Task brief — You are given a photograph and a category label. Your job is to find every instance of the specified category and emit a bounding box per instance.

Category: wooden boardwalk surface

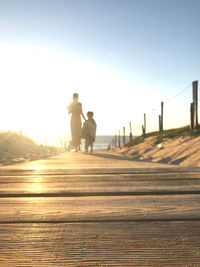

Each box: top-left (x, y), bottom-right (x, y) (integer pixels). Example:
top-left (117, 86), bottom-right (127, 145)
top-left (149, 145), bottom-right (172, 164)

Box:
top-left (0, 151), bottom-right (200, 266)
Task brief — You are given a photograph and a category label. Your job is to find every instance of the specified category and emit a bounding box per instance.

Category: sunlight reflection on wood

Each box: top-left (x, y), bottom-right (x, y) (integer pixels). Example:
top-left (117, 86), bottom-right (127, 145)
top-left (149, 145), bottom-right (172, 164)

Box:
top-left (29, 178), bottom-right (44, 193)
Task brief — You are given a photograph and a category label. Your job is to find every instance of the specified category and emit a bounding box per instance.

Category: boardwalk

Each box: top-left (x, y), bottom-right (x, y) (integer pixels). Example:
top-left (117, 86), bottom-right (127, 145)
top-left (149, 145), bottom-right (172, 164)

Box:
top-left (0, 151), bottom-right (200, 266)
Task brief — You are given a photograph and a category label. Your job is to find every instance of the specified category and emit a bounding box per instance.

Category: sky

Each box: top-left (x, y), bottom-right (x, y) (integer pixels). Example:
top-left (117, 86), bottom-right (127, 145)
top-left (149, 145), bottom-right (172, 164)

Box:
top-left (0, 0), bottom-right (200, 143)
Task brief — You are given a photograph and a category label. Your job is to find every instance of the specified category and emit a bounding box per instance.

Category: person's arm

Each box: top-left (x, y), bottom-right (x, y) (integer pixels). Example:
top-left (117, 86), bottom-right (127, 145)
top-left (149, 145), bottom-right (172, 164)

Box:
top-left (80, 104), bottom-right (86, 120)
top-left (94, 121), bottom-right (97, 134)
top-left (67, 104), bottom-right (71, 115)
top-left (81, 112), bottom-right (86, 121)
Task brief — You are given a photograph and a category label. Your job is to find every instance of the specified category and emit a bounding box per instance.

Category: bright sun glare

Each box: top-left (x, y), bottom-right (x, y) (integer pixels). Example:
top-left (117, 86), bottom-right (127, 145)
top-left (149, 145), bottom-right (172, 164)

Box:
top-left (0, 44), bottom-right (135, 141)
top-left (0, 43), bottom-right (168, 143)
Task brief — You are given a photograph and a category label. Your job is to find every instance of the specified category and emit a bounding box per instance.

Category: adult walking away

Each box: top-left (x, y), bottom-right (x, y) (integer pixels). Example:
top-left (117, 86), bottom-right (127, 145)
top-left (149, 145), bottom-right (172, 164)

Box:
top-left (67, 93), bottom-right (86, 151)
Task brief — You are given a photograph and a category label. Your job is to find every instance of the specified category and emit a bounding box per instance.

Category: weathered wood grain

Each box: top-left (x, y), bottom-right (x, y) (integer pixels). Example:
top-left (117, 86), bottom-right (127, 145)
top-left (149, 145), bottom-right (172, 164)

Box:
top-left (0, 194), bottom-right (200, 223)
top-left (0, 222), bottom-right (200, 266)
top-left (0, 152), bottom-right (200, 266)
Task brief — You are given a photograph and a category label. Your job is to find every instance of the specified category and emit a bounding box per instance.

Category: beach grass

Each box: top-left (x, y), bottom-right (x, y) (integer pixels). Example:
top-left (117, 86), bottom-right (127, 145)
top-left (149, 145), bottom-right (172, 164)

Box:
top-left (0, 131), bottom-right (64, 165)
top-left (127, 125), bottom-right (200, 147)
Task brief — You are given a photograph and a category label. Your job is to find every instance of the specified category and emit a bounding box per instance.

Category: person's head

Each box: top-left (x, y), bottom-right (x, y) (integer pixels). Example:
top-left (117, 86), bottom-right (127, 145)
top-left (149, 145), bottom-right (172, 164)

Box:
top-left (73, 93), bottom-right (79, 100)
top-left (87, 111), bottom-right (94, 119)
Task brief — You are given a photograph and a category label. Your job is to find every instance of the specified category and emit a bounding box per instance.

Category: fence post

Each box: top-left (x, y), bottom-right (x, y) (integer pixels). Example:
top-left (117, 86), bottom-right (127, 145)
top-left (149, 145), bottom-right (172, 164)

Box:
top-left (123, 127), bottom-right (125, 146)
top-left (190, 103), bottom-right (194, 130)
top-left (159, 115), bottom-right (161, 134)
top-left (115, 135), bottom-right (117, 148)
top-left (142, 125), bottom-right (145, 137)
top-left (143, 113), bottom-right (146, 136)
top-left (160, 101), bottom-right (164, 134)
top-left (193, 81), bottom-right (198, 129)
top-left (129, 121), bottom-right (133, 142)
top-left (112, 138), bottom-right (115, 149)
top-left (118, 130), bottom-right (121, 148)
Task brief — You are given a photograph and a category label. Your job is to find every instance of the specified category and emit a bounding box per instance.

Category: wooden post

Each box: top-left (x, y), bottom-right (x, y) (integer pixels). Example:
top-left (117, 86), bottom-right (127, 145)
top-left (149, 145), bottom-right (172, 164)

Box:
top-left (190, 103), bottom-right (194, 130)
top-left (143, 113), bottom-right (146, 135)
top-left (142, 125), bottom-right (145, 138)
top-left (160, 102), bottom-right (164, 134)
top-left (118, 130), bottom-right (121, 148)
top-left (123, 127), bottom-right (125, 146)
top-left (159, 115), bottom-right (161, 134)
top-left (193, 81), bottom-right (198, 129)
top-left (112, 139), bottom-right (115, 149)
top-left (129, 121), bottom-right (132, 142)
top-left (115, 135), bottom-right (117, 148)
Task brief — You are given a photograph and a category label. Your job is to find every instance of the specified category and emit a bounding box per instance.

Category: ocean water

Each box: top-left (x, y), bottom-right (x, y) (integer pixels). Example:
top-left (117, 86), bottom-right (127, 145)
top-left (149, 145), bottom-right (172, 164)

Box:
top-left (66, 136), bottom-right (133, 151)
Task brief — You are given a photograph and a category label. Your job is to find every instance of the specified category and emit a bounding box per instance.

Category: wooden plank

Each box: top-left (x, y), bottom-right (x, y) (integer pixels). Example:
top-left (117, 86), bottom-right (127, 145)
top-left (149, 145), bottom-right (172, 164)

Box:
top-left (1, 171), bottom-right (200, 181)
top-left (0, 221), bottom-right (200, 266)
top-left (0, 179), bottom-right (200, 196)
top-left (0, 194), bottom-right (200, 223)
top-left (0, 152), bottom-right (200, 265)
top-left (1, 166), bottom-right (200, 176)
top-left (0, 150), bottom-right (183, 171)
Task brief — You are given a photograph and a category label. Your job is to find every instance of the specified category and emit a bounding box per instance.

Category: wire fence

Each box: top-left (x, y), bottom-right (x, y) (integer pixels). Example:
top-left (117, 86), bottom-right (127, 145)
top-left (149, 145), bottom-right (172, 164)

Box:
top-left (26, 78), bottom-right (199, 150)
top-left (108, 79), bottom-right (200, 149)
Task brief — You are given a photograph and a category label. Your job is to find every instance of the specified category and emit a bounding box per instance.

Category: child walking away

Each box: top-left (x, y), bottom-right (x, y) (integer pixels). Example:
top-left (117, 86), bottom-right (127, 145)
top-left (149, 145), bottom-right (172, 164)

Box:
top-left (82, 111), bottom-right (97, 153)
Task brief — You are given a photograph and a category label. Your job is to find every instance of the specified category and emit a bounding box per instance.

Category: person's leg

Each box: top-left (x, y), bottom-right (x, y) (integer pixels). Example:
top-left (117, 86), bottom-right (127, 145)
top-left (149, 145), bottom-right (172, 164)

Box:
top-left (90, 143), bottom-right (93, 153)
top-left (85, 139), bottom-right (89, 152)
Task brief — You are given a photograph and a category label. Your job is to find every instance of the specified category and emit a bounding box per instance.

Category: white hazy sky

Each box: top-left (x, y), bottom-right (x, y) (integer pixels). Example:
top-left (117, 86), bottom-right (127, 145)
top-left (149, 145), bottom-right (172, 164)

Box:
top-left (0, 0), bottom-right (200, 142)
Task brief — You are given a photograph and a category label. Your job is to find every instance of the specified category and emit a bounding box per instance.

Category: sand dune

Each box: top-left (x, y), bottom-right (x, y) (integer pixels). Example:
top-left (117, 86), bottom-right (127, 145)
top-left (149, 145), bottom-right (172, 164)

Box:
top-left (116, 135), bottom-right (200, 167)
top-left (0, 131), bottom-right (65, 166)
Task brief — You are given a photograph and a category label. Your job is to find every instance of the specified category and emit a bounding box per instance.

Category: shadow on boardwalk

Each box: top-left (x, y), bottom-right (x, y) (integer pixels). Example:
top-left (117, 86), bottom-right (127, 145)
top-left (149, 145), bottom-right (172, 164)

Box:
top-left (91, 151), bottom-right (155, 163)
top-left (91, 151), bottom-right (189, 167)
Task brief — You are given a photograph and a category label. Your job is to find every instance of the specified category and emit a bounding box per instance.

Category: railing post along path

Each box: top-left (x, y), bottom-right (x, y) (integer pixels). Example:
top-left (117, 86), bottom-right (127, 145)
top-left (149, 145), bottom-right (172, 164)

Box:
top-left (123, 127), bottom-right (125, 146)
top-left (142, 113), bottom-right (146, 137)
top-left (190, 103), bottom-right (194, 130)
top-left (192, 81), bottom-right (198, 129)
top-left (160, 101), bottom-right (164, 134)
top-left (158, 102), bottom-right (164, 134)
top-left (112, 139), bottom-right (115, 149)
top-left (129, 121), bottom-right (132, 142)
top-left (115, 135), bottom-right (117, 148)
top-left (159, 115), bottom-right (161, 133)
top-left (118, 130), bottom-right (121, 148)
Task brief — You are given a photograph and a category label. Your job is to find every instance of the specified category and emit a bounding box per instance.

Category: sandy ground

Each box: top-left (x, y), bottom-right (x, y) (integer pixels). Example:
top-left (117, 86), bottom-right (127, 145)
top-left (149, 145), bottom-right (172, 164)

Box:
top-left (115, 135), bottom-right (200, 167)
top-left (0, 131), bottom-right (65, 166)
